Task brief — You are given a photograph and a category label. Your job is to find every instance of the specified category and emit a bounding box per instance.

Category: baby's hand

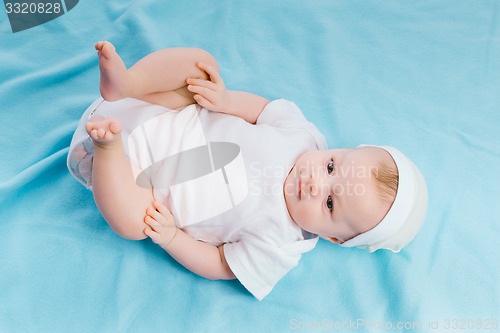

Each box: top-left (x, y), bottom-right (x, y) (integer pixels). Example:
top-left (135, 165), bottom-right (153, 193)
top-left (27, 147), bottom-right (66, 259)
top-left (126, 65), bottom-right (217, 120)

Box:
top-left (186, 62), bottom-right (229, 113)
top-left (143, 200), bottom-right (178, 248)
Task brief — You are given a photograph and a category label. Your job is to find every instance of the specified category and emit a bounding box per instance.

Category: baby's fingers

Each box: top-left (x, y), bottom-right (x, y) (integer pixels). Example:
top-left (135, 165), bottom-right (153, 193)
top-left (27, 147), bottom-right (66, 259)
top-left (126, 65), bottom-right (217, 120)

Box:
top-left (187, 85), bottom-right (215, 102)
top-left (153, 200), bottom-right (174, 222)
top-left (146, 206), bottom-right (161, 219)
top-left (197, 62), bottom-right (222, 84)
top-left (186, 77), bottom-right (216, 90)
top-left (193, 94), bottom-right (216, 111)
top-left (144, 215), bottom-right (161, 230)
top-left (144, 226), bottom-right (161, 243)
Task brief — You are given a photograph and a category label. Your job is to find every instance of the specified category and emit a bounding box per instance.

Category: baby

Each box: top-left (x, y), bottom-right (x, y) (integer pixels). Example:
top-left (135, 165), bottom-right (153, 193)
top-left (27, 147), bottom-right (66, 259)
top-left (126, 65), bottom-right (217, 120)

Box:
top-left (67, 41), bottom-right (428, 300)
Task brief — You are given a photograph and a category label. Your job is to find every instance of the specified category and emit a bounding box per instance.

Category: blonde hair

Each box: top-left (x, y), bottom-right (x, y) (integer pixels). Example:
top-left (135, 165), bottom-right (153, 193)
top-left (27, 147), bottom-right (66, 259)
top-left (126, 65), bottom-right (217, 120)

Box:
top-left (372, 161), bottom-right (399, 206)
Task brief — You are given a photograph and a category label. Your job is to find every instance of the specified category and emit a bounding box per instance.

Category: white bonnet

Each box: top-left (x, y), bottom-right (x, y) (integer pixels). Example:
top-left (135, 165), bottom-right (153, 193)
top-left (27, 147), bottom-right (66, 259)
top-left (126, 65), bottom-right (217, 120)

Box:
top-left (339, 145), bottom-right (428, 253)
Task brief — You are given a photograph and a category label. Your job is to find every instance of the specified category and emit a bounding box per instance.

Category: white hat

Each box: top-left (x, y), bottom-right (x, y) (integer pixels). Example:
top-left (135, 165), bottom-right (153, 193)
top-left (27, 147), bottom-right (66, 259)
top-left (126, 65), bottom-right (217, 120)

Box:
top-left (339, 145), bottom-right (428, 253)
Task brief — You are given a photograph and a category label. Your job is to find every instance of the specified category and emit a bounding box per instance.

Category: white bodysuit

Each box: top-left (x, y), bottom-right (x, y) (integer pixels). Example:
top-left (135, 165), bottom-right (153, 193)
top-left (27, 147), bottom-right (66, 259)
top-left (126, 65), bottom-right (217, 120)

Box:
top-left (67, 98), bottom-right (327, 300)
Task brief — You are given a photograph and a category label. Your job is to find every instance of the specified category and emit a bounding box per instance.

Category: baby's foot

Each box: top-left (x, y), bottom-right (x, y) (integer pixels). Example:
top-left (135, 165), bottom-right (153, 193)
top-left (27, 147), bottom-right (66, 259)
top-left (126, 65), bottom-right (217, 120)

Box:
top-left (95, 41), bottom-right (131, 101)
top-left (85, 115), bottom-right (123, 150)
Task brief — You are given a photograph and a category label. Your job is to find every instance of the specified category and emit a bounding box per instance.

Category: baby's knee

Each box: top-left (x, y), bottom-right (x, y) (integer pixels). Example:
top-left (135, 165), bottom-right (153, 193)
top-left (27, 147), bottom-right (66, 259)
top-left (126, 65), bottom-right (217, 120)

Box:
top-left (194, 48), bottom-right (219, 73)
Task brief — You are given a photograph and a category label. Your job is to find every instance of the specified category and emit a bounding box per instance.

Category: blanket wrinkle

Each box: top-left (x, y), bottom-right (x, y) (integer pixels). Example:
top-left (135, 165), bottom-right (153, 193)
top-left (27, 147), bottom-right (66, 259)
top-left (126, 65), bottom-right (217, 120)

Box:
top-left (0, 148), bottom-right (68, 196)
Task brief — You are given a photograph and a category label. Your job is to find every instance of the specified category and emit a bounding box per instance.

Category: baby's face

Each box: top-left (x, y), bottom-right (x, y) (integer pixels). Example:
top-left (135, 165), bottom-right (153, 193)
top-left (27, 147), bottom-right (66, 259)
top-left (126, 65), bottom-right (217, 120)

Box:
top-left (283, 147), bottom-right (394, 243)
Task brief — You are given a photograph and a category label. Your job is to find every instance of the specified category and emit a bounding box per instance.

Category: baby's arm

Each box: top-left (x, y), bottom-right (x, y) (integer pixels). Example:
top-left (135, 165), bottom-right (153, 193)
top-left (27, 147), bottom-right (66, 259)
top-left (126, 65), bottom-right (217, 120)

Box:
top-left (186, 63), bottom-right (269, 124)
top-left (144, 200), bottom-right (235, 280)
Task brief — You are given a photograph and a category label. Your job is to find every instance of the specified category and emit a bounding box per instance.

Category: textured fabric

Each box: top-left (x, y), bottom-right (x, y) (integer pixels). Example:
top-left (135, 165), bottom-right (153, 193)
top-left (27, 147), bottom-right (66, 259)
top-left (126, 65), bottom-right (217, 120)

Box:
top-left (1, 1), bottom-right (499, 332)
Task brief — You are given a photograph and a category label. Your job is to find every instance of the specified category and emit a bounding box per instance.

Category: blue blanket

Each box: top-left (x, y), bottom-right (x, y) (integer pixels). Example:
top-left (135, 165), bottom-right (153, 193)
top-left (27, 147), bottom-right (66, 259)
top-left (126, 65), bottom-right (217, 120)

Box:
top-left (1, 1), bottom-right (499, 331)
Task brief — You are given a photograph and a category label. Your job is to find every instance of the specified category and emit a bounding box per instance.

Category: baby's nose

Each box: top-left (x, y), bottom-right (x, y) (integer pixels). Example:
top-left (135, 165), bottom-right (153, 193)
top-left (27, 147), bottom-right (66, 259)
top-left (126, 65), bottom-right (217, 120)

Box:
top-left (309, 172), bottom-right (324, 197)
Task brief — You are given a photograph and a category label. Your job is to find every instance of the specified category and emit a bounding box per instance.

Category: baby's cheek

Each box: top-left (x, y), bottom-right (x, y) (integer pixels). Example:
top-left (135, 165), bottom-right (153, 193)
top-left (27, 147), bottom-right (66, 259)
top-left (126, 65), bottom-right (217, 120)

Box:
top-left (293, 204), bottom-right (313, 230)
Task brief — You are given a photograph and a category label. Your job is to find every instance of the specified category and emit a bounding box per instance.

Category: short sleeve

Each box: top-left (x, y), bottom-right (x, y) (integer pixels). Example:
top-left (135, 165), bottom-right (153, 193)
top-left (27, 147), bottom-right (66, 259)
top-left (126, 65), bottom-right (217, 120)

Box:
top-left (224, 234), bottom-right (318, 301)
top-left (257, 99), bottom-right (328, 150)
top-left (223, 237), bottom-right (302, 301)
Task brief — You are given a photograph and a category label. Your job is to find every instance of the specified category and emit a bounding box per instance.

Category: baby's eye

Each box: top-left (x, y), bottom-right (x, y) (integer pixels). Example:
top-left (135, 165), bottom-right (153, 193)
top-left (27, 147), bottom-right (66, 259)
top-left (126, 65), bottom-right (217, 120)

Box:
top-left (327, 159), bottom-right (334, 174)
top-left (326, 195), bottom-right (333, 212)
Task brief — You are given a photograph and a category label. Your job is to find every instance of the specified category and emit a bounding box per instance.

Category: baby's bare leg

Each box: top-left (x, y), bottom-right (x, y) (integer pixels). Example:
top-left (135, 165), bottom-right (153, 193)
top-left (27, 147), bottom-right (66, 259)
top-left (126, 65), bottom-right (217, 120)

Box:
top-left (86, 115), bottom-right (153, 240)
top-left (95, 41), bottom-right (219, 109)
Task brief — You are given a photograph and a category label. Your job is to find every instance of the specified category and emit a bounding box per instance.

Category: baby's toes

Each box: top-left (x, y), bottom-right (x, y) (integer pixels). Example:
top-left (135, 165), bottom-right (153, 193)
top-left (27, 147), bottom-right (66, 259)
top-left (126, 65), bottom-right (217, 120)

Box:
top-left (97, 127), bottom-right (107, 139)
top-left (89, 128), bottom-right (105, 141)
top-left (103, 130), bottom-right (116, 141)
top-left (101, 42), bottom-right (116, 59)
top-left (107, 117), bottom-right (122, 134)
top-left (95, 41), bottom-right (104, 51)
top-left (88, 129), bottom-right (99, 141)
top-left (85, 121), bottom-right (93, 134)
top-left (85, 120), bottom-right (96, 134)
top-left (85, 116), bottom-right (122, 145)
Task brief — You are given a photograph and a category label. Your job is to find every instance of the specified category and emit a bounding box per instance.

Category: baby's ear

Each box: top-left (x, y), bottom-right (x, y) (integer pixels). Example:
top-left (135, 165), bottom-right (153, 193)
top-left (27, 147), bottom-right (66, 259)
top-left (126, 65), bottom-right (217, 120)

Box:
top-left (320, 236), bottom-right (344, 244)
